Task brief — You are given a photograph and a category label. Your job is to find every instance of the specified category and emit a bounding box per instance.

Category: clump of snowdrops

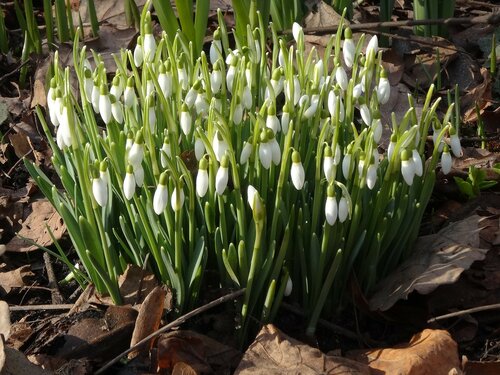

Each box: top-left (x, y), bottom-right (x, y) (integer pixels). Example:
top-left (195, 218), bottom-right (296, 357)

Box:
top-left (26, 9), bottom-right (461, 336)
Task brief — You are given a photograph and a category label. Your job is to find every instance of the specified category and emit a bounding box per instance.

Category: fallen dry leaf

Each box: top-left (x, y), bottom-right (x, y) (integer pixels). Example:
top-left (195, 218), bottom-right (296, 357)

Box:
top-left (0, 265), bottom-right (34, 296)
top-left (463, 68), bottom-right (491, 122)
top-left (0, 300), bottom-right (10, 340)
top-left (0, 339), bottom-right (4, 373)
top-left (370, 214), bottom-right (489, 311)
top-left (382, 49), bottom-right (405, 86)
top-left (304, 1), bottom-right (345, 29)
top-left (128, 286), bottom-right (166, 359)
top-left (463, 359), bottom-right (500, 375)
top-left (234, 324), bottom-right (369, 375)
top-left (5, 199), bottom-right (66, 253)
top-left (156, 330), bottom-right (242, 374)
top-left (348, 329), bottom-right (462, 375)
top-left (73, 0), bottom-right (146, 30)
top-left (1, 344), bottom-right (50, 375)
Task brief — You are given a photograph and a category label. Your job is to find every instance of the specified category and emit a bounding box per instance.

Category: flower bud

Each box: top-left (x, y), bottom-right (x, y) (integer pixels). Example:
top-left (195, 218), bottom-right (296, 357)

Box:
top-left (401, 149), bottom-right (415, 186)
top-left (377, 70), bottom-right (390, 104)
top-left (284, 277), bottom-right (293, 297)
top-left (240, 140), bottom-right (252, 164)
top-left (412, 149), bottom-right (423, 177)
top-left (133, 36), bottom-right (144, 67)
top-left (338, 196), bottom-right (349, 223)
top-left (449, 127), bottom-right (462, 157)
top-left (441, 145), bottom-right (452, 175)
top-left (343, 27), bottom-right (355, 68)
top-left (213, 131), bottom-right (228, 162)
top-left (180, 103), bottom-right (192, 135)
top-left (99, 84), bottom-right (112, 124)
top-left (325, 185), bottom-right (338, 226)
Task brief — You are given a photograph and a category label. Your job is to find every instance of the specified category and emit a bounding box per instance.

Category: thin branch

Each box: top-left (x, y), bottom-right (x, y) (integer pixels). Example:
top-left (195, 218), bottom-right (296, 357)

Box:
top-left (95, 288), bottom-right (245, 375)
top-left (9, 304), bottom-right (74, 311)
top-left (427, 303), bottom-right (500, 323)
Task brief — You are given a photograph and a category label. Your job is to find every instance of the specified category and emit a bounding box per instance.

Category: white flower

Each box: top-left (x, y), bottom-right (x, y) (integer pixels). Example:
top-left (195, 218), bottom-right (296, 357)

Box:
top-left (58, 106), bottom-right (72, 148)
top-left (180, 105), bottom-right (192, 135)
top-left (401, 150), bottom-right (415, 186)
top-left (134, 164), bottom-right (144, 187)
top-left (124, 78), bottom-right (137, 108)
top-left (213, 131), bottom-right (228, 162)
top-left (128, 137), bottom-right (144, 167)
top-left (366, 35), bottom-right (379, 59)
top-left (185, 87), bottom-right (197, 108)
top-left (292, 22), bottom-right (303, 44)
top-left (84, 70), bottom-right (93, 103)
top-left (304, 94), bottom-right (319, 119)
top-left (123, 166), bottom-right (136, 200)
top-left (366, 164), bottom-right (378, 189)
top-left (338, 196), bottom-right (349, 223)
top-left (259, 140), bottom-right (272, 170)
top-left (178, 66), bottom-right (189, 91)
top-left (387, 134), bottom-right (397, 160)
top-left (92, 176), bottom-right (108, 207)
top-left (270, 137), bottom-right (281, 166)
top-left (195, 93), bottom-right (208, 116)
top-left (266, 107), bottom-right (281, 133)
top-left (48, 88), bottom-right (61, 126)
top-left (360, 103), bottom-right (371, 126)
top-left (153, 174), bottom-right (169, 214)
top-left (333, 144), bottom-right (341, 165)
top-left (342, 153), bottom-right (351, 179)
top-left (233, 103), bottom-right (243, 125)
top-left (99, 88), bottom-right (112, 124)
top-left (210, 30), bottom-right (222, 64)
top-left (327, 90), bottom-right (345, 121)
top-left (284, 77), bottom-right (300, 106)
top-left (210, 68), bottom-right (222, 93)
top-left (343, 28), bottom-right (355, 68)
top-left (125, 133), bottom-right (134, 152)
top-left (245, 66), bottom-right (252, 89)
top-left (377, 75), bottom-right (390, 104)
top-left (449, 130), bottom-right (462, 157)
top-left (412, 149), bottom-right (423, 177)
top-left (143, 33), bottom-right (156, 63)
top-left (110, 75), bottom-right (123, 101)
top-left (171, 186), bottom-right (185, 211)
top-left (242, 86), bottom-right (252, 110)
top-left (247, 184), bottom-right (257, 208)
top-left (91, 83), bottom-right (100, 113)
top-left (284, 277), bottom-right (292, 297)
top-left (133, 36), bottom-right (143, 67)
top-left (146, 79), bottom-right (154, 98)
top-left (215, 155), bottom-right (229, 195)
top-left (290, 151), bottom-right (305, 190)
top-left (195, 137), bottom-right (205, 161)
top-left (325, 195), bottom-right (338, 226)
top-left (353, 83), bottom-right (364, 99)
top-left (323, 146), bottom-right (334, 183)
top-left (335, 65), bottom-right (348, 91)
top-left (160, 138), bottom-right (171, 168)
top-left (111, 98), bottom-right (124, 124)
top-left (281, 108), bottom-right (290, 134)
top-left (158, 71), bottom-right (172, 98)
top-left (240, 141), bottom-right (252, 164)
top-left (196, 165), bottom-right (209, 198)
top-left (372, 118), bottom-right (382, 144)
top-left (441, 146), bottom-right (452, 175)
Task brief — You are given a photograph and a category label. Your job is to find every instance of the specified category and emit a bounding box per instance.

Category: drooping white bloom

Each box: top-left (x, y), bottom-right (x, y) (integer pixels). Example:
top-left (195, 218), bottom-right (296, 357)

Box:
top-left (401, 149), bottom-right (416, 186)
top-left (212, 131), bottom-right (228, 162)
top-left (360, 102), bottom-right (371, 126)
top-left (226, 55), bottom-right (237, 93)
top-left (215, 155), bottom-right (229, 195)
top-left (91, 82), bottom-right (100, 113)
top-left (133, 36), bottom-right (143, 67)
top-left (270, 137), bottom-right (281, 166)
top-left (327, 89), bottom-right (345, 121)
top-left (233, 103), bottom-right (243, 125)
top-left (92, 176), bottom-right (107, 207)
top-left (171, 186), bottom-right (185, 211)
top-left (323, 147), bottom-right (334, 183)
top-left (266, 106), bottom-right (281, 133)
top-left (111, 96), bottom-right (124, 124)
top-left (284, 76), bottom-right (300, 106)
top-left (180, 104), bottom-right (192, 135)
top-left (377, 73), bottom-right (390, 104)
top-left (281, 105), bottom-right (290, 134)
top-left (99, 86), bottom-right (112, 124)
top-left (196, 159), bottom-right (209, 198)
top-left (335, 64), bottom-right (348, 91)
top-left (387, 134), bottom-right (397, 160)
top-left (195, 136), bottom-right (205, 161)
top-left (292, 22), bottom-right (303, 44)
top-left (247, 184), bottom-right (257, 208)
top-left (124, 78), bottom-right (137, 108)
top-left (240, 141), bottom-right (252, 164)
top-left (145, 79), bottom-right (155, 98)
top-left (259, 140), bottom-right (272, 170)
top-left (210, 66), bottom-right (222, 94)
top-left (128, 135), bottom-right (144, 167)
top-left (125, 133), bottom-right (134, 152)
top-left (290, 151), bottom-right (305, 190)
top-left (185, 86), bottom-right (197, 108)
top-left (153, 173), bottom-right (169, 215)
top-left (449, 129), bottom-right (462, 157)
top-left (366, 34), bottom-right (379, 59)
top-left (353, 83), bottom-right (364, 99)
top-left (412, 149), bottom-right (423, 177)
top-left (245, 64), bottom-right (252, 89)
top-left (343, 27), bottom-right (355, 68)
top-left (338, 196), bottom-right (349, 223)
top-left (372, 117), bottom-right (383, 144)
top-left (48, 87), bottom-right (61, 126)
top-left (366, 164), bottom-right (378, 190)
top-left (242, 86), bottom-right (252, 110)
top-left (325, 188), bottom-right (338, 226)
top-left (304, 94), bottom-right (319, 119)
top-left (178, 65), bottom-right (189, 91)
top-left (57, 106), bottom-right (72, 149)
top-left (194, 93), bottom-right (208, 116)
top-left (441, 146), bottom-right (452, 175)
top-left (158, 68), bottom-right (172, 98)
top-left (270, 68), bottom-right (284, 96)
top-left (110, 75), bottom-right (123, 101)
top-left (284, 277), bottom-right (293, 297)
top-left (134, 164), bottom-right (144, 187)
top-left (83, 70), bottom-right (93, 103)
top-left (342, 153), bottom-right (352, 179)
top-left (143, 33), bottom-right (156, 63)
top-left (210, 29), bottom-right (223, 64)
top-left (160, 137), bottom-right (171, 168)
top-left (123, 165), bottom-right (136, 200)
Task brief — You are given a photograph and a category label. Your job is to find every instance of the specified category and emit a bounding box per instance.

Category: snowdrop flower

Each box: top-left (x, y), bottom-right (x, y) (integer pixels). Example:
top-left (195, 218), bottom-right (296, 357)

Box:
top-left (226, 54), bottom-right (238, 93)
top-left (412, 149), bottom-right (423, 177)
top-left (387, 134), bottom-right (397, 160)
top-left (110, 74), bottom-right (123, 101)
top-left (177, 60), bottom-right (189, 91)
top-left (343, 27), bottom-right (355, 68)
top-left (366, 159), bottom-right (378, 190)
top-left (284, 277), bottom-right (293, 297)
top-left (327, 89), bottom-right (345, 121)
top-left (216, 154), bottom-right (229, 195)
top-left (281, 103), bottom-right (291, 134)
top-left (125, 131), bottom-right (134, 152)
top-left (242, 85), bottom-right (252, 110)
top-left (259, 131), bottom-right (272, 170)
top-left (194, 91), bottom-right (208, 116)
top-left (143, 13), bottom-right (156, 63)
top-left (314, 59), bottom-right (324, 86)
top-left (284, 76), bottom-right (300, 106)
top-left (325, 185), bottom-right (338, 226)
top-left (92, 162), bottom-right (108, 207)
top-left (449, 127), bottom-right (462, 157)
top-left (338, 196), bottom-right (349, 223)
top-left (252, 30), bottom-right (262, 63)
top-left (266, 105), bottom-right (281, 133)
top-left (335, 59), bottom-right (348, 91)
top-left (270, 68), bottom-right (284, 97)
top-left (247, 185), bottom-right (264, 219)
top-left (377, 69), bottom-right (390, 104)
top-left (195, 135), bottom-right (205, 161)
top-left (441, 145), bottom-right (452, 175)
top-left (127, 132), bottom-right (144, 167)
top-left (171, 186), bottom-right (185, 211)
top-left (153, 172), bottom-right (169, 214)
top-left (46, 78), bottom-right (56, 113)
top-left (196, 158), bottom-right (209, 198)
top-left (124, 77), bottom-right (137, 108)
top-left (366, 34), bottom-right (379, 60)
top-left (49, 87), bottom-right (62, 126)
top-left (290, 151), bottom-right (305, 190)
top-left (134, 164), bottom-right (144, 187)
top-left (292, 22), bottom-right (303, 45)
top-left (185, 83), bottom-right (198, 108)
top-left (158, 62), bottom-right (172, 98)
top-left (304, 94), bottom-right (320, 119)
top-left (353, 83), bottom-right (364, 99)
top-left (323, 145), bottom-right (334, 183)
top-left (270, 135), bottom-right (281, 166)
top-left (133, 36), bottom-right (144, 67)
top-left (99, 84), bottom-right (112, 124)
top-left (240, 139), bottom-right (252, 164)
top-left (180, 104), bottom-right (192, 135)
top-left (147, 95), bottom-right (156, 132)
top-left (232, 100), bottom-right (243, 125)
top-left (123, 165), bottom-right (136, 200)
top-left (91, 79), bottom-right (100, 113)
top-left (160, 136), bottom-right (171, 168)
top-left (110, 94), bottom-right (124, 124)
top-left (213, 131), bottom-right (228, 162)
top-left (342, 151), bottom-right (352, 179)
top-left (83, 69), bottom-right (93, 103)
top-left (401, 149), bottom-right (415, 186)
top-left (145, 78), bottom-right (155, 98)
top-left (210, 29), bottom-right (223, 65)
top-left (278, 47), bottom-right (285, 67)
top-left (245, 62), bottom-right (252, 89)
top-left (57, 105), bottom-right (72, 149)
top-left (371, 116), bottom-right (383, 144)
top-left (210, 61), bottom-right (222, 94)
top-left (359, 99), bottom-right (371, 126)
top-left (358, 152), bottom-right (366, 177)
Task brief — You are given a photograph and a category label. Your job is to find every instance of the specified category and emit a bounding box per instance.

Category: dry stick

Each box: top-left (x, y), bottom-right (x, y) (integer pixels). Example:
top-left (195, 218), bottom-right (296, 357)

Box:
top-left (9, 304), bottom-right (74, 311)
top-left (43, 252), bottom-right (64, 304)
top-left (427, 303), bottom-right (500, 323)
top-left (95, 288), bottom-right (245, 375)
top-left (281, 13), bottom-right (500, 36)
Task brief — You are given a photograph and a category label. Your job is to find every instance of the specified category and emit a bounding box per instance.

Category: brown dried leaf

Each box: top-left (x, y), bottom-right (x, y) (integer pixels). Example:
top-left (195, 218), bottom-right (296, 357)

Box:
top-left (0, 265), bottom-right (34, 295)
top-left (0, 300), bottom-right (11, 340)
top-left (0, 339), bottom-right (4, 372)
top-left (304, 1), bottom-right (345, 29)
top-left (8, 131), bottom-right (31, 159)
top-left (5, 199), bottom-right (66, 253)
top-left (234, 324), bottom-right (369, 375)
top-left (463, 359), bottom-right (500, 375)
top-left (157, 330), bottom-right (242, 374)
top-left (73, 0), bottom-right (147, 30)
top-left (348, 329), bottom-right (462, 375)
top-left (0, 345), bottom-right (51, 375)
top-left (463, 68), bottom-right (491, 122)
top-left (370, 215), bottom-right (489, 311)
top-left (382, 49), bottom-right (405, 86)
top-left (128, 286), bottom-right (166, 359)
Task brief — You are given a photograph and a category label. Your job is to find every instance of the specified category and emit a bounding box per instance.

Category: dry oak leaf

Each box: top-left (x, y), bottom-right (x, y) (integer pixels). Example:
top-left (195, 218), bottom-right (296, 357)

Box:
top-left (370, 214), bottom-right (489, 311)
top-left (0, 265), bottom-right (34, 296)
top-left (348, 329), bottom-right (462, 375)
top-left (234, 324), bottom-right (369, 375)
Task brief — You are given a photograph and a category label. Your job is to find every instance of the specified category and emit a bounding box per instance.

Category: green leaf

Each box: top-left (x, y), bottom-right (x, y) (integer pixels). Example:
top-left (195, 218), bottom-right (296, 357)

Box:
top-left (454, 177), bottom-right (475, 198)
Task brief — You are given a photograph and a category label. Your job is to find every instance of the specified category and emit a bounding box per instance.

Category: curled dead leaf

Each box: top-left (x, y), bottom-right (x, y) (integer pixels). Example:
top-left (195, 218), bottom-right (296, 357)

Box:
top-left (0, 265), bottom-right (34, 296)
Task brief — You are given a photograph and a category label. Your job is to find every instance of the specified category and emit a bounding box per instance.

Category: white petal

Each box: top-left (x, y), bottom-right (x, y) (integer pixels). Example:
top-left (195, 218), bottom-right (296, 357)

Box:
top-left (143, 34), bottom-right (156, 62)
top-left (335, 66), bottom-right (348, 91)
top-left (128, 143), bottom-right (144, 167)
top-left (342, 154), bottom-right (351, 179)
top-left (92, 177), bottom-right (108, 207)
top-left (401, 159), bottom-right (415, 186)
top-left (153, 184), bottom-right (168, 214)
top-left (284, 277), bottom-right (292, 297)
top-left (195, 138), bottom-right (205, 160)
top-left (338, 197), bottom-right (349, 223)
top-left (134, 165), bottom-right (144, 187)
top-left (343, 38), bottom-right (355, 68)
top-left (292, 22), bottom-right (302, 44)
top-left (412, 149), bottom-right (423, 177)
top-left (271, 138), bottom-right (281, 165)
top-left (215, 166), bottom-right (229, 195)
top-left (123, 173), bottom-right (135, 200)
top-left (171, 187), bottom-right (185, 211)
top-left (259, 142), bottom-right (272, 169)
top-left (366, 35), bottom-right (379, 58)
top-left (450, 134), bottom-right (462, 157)
top-left (240, 142), bottom-right (252, 164)
top-left (159, 73), bottom-right (172, 98)
top-left (100, 95), bottom-right (112, 124)
top-left (111, 102), bottom-right (124, 124)
top-left (360, 104), bottom-right (371, 126)
top-left (180, 111), bottom-right (192, 135)
top-left (366, 164), bottom-right (377, 189)
top-left (196, 169), bottom-right (209, 197)
top-left (325, 196), bottom-right (338, 226)
top-left (441, 151), bottom-right (452, 174)
top-left (323, 156), bottom-right (334, 183)
top-left (291, 162), bottom-right (305, 190)
top-left (247, 185), bottom-right (257, 208)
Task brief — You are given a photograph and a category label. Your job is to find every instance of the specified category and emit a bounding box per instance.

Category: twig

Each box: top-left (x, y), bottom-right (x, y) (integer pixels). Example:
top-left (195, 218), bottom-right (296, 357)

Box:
top-left (43, 252), bottom-right (64, 304)
top-left (282, 13), bottom-right (500, 36)
top-left (9, 303), bottom-right (74, 311)
top-left (427, 303), bottom-right (500, 323)
top-left (0, 59), bottom-right (30, 85)
top-left (95, 288), bottom-right (245, 375)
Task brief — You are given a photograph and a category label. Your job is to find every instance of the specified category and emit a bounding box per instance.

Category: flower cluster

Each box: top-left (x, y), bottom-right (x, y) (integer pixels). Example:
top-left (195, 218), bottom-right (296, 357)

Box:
top-left (38, 13), bottom-right (459, 335)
